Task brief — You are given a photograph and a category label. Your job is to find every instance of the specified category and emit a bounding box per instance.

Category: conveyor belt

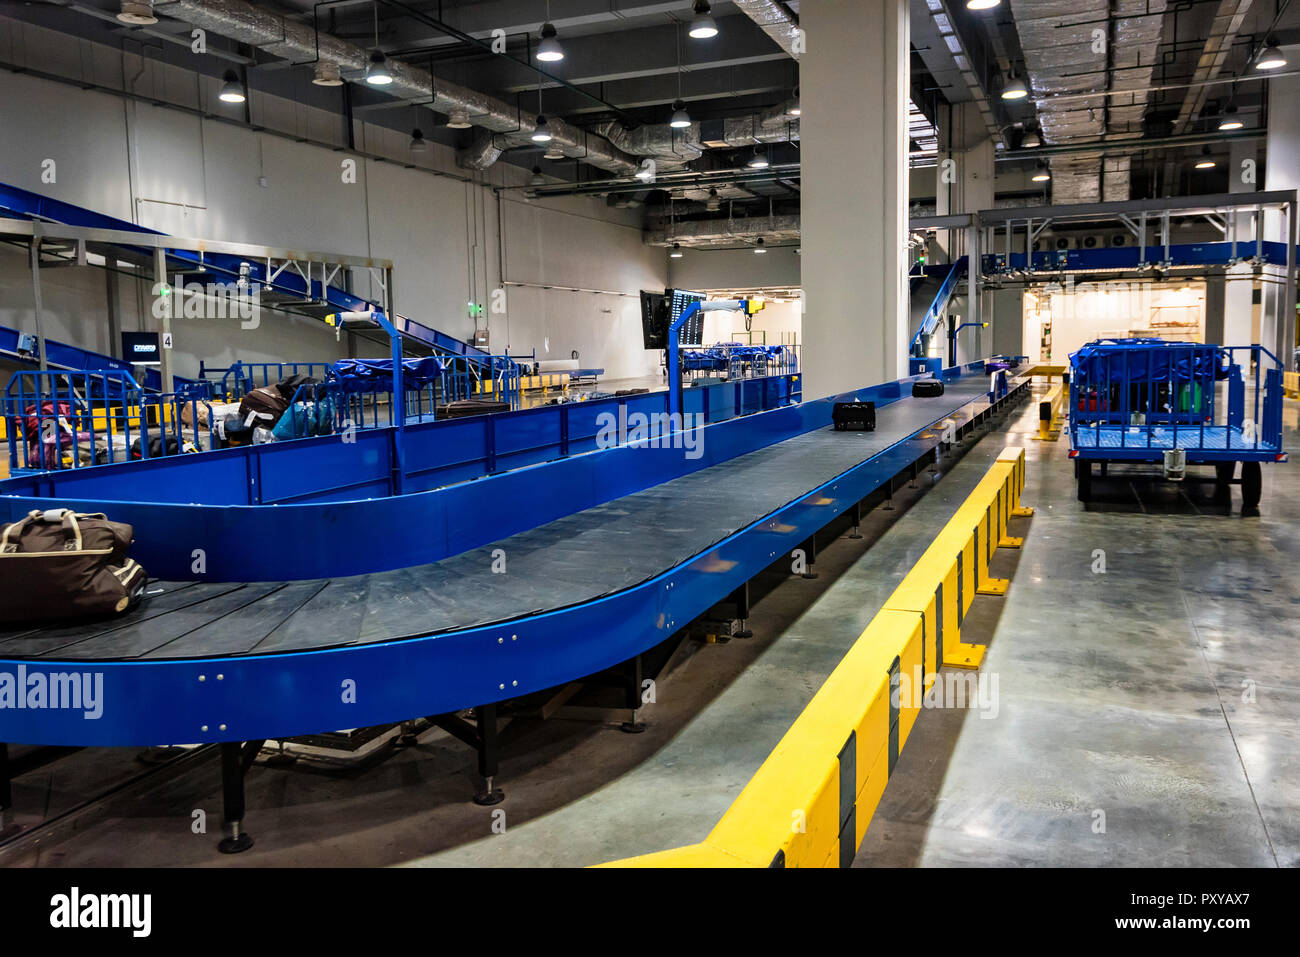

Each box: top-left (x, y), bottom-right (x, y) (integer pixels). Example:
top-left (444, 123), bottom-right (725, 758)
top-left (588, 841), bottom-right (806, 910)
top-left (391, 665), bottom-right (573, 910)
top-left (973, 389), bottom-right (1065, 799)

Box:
top-left (0, 379), bottom-right (991, 663)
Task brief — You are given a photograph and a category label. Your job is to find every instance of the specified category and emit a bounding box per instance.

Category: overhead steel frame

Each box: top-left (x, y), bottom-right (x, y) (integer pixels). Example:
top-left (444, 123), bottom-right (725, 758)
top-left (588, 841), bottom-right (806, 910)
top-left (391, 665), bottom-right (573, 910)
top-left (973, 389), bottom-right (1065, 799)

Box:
top-left (910, 191), bottom-right (1300, 371)
top-left (1, 215), bottom-right (405, 463)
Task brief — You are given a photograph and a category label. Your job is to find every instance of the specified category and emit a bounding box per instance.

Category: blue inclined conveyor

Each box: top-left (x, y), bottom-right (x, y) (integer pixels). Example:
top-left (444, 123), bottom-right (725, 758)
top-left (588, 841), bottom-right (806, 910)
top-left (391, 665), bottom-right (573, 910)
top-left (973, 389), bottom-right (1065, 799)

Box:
top-left (0, 181), bottom-right (484, 361)
top-left (0, 361), bottom-right (1027, 747)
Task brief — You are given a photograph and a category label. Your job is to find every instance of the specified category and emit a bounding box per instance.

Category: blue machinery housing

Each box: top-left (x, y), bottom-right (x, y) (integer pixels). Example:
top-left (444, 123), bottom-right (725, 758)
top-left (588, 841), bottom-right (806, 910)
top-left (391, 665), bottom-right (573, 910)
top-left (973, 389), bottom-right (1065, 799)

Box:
top-left (0, 361), bottom-right (1022, 753)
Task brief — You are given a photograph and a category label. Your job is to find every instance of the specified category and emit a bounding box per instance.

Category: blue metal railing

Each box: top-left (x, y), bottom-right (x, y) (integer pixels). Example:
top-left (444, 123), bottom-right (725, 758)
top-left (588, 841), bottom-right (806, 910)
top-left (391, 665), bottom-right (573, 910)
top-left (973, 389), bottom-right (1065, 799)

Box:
top-left (4, 370), bottom-right (215, 472)
top-left (1068, 339), bottom-right (1283, 459)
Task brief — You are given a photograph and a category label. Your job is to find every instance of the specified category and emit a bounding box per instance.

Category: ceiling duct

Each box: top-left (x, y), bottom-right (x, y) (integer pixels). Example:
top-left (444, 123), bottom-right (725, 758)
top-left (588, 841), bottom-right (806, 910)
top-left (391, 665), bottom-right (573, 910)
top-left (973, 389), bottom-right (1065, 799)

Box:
top-left (151, 0), bottom-right (640, 175)
top-left (646, 214), bottom-right (801, 247)
top-left (1170, 0), bottom-right (1255, 135)
top-left (1008, 0), bottom-right (1167, 203)
top-left (594, 106), bottom-right (800, 165)
top-left (731, 0), bottom-right (804, 59)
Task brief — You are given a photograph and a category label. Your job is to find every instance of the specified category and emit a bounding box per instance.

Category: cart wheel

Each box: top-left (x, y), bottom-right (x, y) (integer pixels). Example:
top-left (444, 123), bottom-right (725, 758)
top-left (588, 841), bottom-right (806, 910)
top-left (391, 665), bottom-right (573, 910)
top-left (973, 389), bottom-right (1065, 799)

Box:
top-left (1077, 461), bottom-right (1092, 502)
top-left (1240, 462), bottom-right (1262, 512)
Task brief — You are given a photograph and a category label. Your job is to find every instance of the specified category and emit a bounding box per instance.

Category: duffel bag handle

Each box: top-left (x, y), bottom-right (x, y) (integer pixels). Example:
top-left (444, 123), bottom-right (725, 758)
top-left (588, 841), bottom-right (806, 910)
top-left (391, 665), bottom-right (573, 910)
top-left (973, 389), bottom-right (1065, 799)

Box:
top-left (2, 508), bottom-right (86, 552)
top-left (0, 510), bottom-right (41, 553)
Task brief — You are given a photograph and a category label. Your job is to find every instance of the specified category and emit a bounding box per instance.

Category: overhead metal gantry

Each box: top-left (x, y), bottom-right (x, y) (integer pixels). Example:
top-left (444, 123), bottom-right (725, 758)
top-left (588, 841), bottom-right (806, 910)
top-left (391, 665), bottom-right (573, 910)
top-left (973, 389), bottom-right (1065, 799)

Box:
top-left (910, 190), bottom-right (1300, 370)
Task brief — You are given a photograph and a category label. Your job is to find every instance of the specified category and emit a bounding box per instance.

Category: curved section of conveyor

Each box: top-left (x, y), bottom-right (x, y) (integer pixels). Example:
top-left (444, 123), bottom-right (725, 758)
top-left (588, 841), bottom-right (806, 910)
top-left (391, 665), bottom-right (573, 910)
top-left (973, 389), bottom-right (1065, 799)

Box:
top-left (0, 371), bottom-right (1029, 747)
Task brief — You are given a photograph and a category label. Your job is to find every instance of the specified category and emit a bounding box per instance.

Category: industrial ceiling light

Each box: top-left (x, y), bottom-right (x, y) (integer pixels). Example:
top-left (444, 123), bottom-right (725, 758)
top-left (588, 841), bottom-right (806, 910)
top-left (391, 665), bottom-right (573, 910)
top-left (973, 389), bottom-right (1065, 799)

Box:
top-left (543, 143), bottom-right (565, 160)
top-left (1021, 129), bottom-right (1041, 148)
top-left (747, 147), bottom-right (770, 169)
top-left (705, 188), bottom-right (721, 211)
top-left (670, 99), bottom-right (692, 129)
top-left (1254, 39), bottom-right (1287, 71)
top-left (753, 237), bottom-right (767, 254)
top-left (537, 22), bottom-right (565, 62)
top-left (1032, 161), bottom-right (1050, 182)
top-left (689, 1), bottom-right (719, 40)
top-left (966, 0), bottom-right (1001, 9)
top-left (1195, 146), bottom-right (1216, 169)
top-left (446, 108), bottom-right (472, 129)
top-left (670, 243), bottom-right (684, 259)
top-left (788, 86), bottom-right (801, 117)
top-left (1218, 104), bottom-right (1243, 131)
top-left (531, 114), bottom-right (553, 142)
top-left (529, 166), bottom-right (545, 186)
top-left (312, 60), bottom-right (343, 87)
top-left (218, 71), bottom-right (246, 104)
top-left (365, 50), bottom-right (393, 85)
top-left (1001, 72), bottom-right (1028, 100)
top-left (117, 0), bottom-right (157, 25)
top-left (409, 128), bottom-right (430, 152)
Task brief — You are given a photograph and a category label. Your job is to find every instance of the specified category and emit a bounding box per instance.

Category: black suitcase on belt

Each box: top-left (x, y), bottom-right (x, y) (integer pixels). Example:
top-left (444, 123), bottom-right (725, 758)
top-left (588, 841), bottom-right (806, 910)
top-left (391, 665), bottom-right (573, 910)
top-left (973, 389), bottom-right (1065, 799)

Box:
top-left (912, 379), bottom-right (945, 397)
top-left (833, 401), bottom-right (875, 431)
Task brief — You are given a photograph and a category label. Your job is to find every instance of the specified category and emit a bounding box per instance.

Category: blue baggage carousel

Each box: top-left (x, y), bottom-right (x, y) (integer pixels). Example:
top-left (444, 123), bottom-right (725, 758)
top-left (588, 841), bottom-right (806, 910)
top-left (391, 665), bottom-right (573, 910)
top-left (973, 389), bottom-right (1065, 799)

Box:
top-left (0, 364), bottom-right (1026, 749)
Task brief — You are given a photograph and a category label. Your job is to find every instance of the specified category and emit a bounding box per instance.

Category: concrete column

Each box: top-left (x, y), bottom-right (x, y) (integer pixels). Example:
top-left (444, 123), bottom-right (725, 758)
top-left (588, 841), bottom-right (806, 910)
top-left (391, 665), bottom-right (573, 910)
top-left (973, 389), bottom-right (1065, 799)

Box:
top-left (1223, 262), bottom-right (1255, 345)
top-left (936, 101), bottom-right (995, 260)
top-left (1264, 74), bottom-right (1300, 367)
top-left (802, 0), bottom-right (910, 395)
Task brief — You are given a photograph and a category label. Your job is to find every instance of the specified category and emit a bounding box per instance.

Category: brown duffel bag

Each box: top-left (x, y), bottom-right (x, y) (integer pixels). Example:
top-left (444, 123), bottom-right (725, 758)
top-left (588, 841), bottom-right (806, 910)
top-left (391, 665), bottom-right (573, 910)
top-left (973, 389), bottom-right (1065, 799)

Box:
top-left (238, 386), bottom-right (289, 429)
top-left (0, 509), bottom-right (148, 621)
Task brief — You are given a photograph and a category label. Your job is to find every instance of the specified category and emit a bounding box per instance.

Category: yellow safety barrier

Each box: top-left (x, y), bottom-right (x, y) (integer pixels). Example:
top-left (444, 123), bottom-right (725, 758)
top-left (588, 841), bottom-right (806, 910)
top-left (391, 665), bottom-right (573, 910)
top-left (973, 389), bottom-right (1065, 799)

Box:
top-left (1023, 363), bottom-right (1067, 382)
top-left (1285, 371), bottom-right (1299, 400)
top-left (600, 446), bottom-right (1031, 868)
top-left (1033, 382), bottom-right (1064, 442)
top-left (90, 403), bottom-right (179, 435)
top-left (479, 373), bottom-right (570, 395)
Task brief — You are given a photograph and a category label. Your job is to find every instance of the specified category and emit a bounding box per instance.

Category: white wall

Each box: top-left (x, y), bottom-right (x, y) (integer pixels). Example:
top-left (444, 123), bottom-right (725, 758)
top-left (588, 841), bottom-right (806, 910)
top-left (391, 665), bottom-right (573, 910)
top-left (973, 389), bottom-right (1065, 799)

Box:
top-left (668, 246), bottom-right (800, 292)
top-left (0, 25), bottom-right (667, 383)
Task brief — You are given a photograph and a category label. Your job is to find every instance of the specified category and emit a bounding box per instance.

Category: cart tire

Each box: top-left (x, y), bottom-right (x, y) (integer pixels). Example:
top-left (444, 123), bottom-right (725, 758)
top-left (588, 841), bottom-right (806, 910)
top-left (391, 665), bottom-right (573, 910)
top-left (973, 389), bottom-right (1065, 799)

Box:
top-left (1241, 462), bottom-right (1262, 511)
top-left (1077, 461), bottom-right (1092, 502)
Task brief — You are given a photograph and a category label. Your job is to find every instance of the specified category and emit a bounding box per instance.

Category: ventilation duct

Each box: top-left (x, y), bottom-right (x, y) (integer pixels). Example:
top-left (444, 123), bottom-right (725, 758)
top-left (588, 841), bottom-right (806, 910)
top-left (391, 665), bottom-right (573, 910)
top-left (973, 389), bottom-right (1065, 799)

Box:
top-left (151, 0), bottom-right (640, 175)
top-left (593, 106), bottom-right (799, 166)
top-left (732, 0), bottom-right (804, 59)
top-left (1008, 0), bottom-right (1167, 203)
top-left (646, 214), bottom-right (801, 247)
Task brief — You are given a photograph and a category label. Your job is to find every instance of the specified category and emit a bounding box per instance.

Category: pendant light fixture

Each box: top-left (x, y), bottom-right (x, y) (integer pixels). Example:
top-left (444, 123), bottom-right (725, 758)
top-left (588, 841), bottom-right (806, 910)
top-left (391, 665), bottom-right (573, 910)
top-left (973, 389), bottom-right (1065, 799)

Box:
top-left (536, 2), bottom-right (564, 63)
top-left (669, 24), bottom-right (691, 129)
top-left (219, 71), bottom-right (246, 104)
top-left (409, 128), bottom-right (429, 152)
top-left (1254, 38), bottom-right (1287, 71)
top-left (365, 5), bottom-right (393, 86)
top-left (689, 1), bottom-right (718, 40)
top-left (1001, 71), bottom-right (1028, 100)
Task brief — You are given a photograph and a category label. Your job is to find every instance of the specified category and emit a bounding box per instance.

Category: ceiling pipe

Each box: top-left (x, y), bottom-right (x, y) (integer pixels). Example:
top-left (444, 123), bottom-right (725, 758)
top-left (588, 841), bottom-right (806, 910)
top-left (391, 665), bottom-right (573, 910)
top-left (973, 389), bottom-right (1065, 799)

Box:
top-left (151, 0), bottom-right (641, 175)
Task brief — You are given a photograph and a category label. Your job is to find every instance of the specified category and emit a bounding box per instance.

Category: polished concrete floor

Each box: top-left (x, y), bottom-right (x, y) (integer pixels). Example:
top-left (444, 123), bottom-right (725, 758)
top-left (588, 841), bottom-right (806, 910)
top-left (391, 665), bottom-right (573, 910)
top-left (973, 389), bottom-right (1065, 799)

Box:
top-left (4, 390), bottom-right (1296, 867)
top-left (856, 397), bottom-right (1300, 868)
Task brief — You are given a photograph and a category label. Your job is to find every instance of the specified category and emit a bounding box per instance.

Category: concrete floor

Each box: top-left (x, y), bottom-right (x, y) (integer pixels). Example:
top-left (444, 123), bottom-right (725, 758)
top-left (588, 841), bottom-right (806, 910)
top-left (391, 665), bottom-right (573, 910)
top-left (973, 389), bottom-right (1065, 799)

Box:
top-left (856, 398), bottom-right (1300, 867)
top-left (4, 390), bottom-right (1297, 867)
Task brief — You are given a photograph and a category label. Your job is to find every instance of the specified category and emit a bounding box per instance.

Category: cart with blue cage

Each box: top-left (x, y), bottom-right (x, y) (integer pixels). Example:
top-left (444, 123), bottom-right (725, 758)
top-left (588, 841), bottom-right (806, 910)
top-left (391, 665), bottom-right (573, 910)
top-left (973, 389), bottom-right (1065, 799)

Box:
top-left (1068, 337), bottom-right (1288, 509)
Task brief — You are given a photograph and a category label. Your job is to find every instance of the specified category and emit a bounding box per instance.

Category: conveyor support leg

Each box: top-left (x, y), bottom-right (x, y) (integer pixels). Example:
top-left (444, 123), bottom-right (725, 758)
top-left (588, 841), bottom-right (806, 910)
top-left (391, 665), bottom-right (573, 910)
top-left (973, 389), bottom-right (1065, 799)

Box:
top-left (218, 740), bottom-right (263, 854)
top-left (474, 704), bottom-right (505, 805)
top-left (847, 501), bottom-right (864, 540)
top-left (621, 655), bottom-right (646, 734)
top-left (731, 583), bottom-right (754, 638)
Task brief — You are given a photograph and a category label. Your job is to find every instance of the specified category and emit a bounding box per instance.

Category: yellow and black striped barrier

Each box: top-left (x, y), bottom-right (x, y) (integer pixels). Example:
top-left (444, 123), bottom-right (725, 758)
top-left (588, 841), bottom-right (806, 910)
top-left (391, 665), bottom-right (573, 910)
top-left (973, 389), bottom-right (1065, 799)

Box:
top-left (1033, 382), bottom-right (1064, 442)
top-left (599, 446), bottom-right (1031, 868)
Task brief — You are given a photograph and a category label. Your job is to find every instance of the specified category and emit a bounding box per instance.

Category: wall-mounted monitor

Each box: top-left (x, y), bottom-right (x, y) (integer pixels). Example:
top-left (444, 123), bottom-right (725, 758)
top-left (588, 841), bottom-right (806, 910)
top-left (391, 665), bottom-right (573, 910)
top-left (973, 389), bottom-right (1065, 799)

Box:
top-left (121, 331), bottom-right (162, 365)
